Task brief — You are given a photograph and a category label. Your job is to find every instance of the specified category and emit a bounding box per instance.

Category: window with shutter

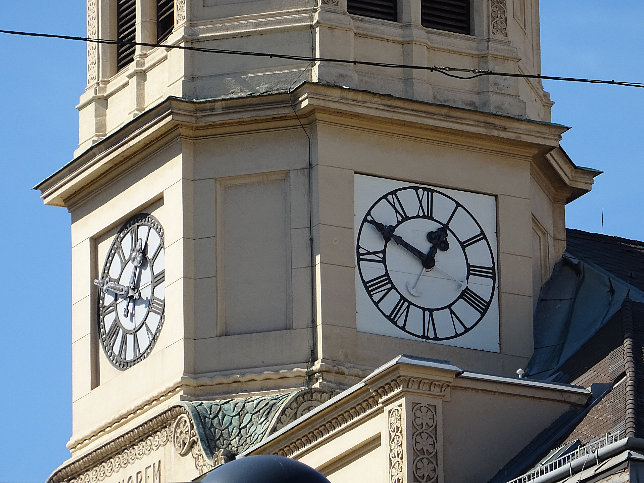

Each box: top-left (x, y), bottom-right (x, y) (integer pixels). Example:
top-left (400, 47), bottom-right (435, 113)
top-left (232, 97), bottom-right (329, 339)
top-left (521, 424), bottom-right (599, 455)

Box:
top-left (157, 0), bottom-right (174, 43)
top-left (347, 0), bottom-right (397, 22)
top-left (421, 0), bottom-right (470, 34)
top-left (117, 0), bottom-right (136, 71)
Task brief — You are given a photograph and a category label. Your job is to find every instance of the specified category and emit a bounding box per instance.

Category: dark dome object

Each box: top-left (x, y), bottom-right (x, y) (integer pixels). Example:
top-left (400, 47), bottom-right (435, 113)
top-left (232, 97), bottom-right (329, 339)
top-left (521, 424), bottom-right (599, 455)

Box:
top-left (200, 455), bottom-right (331, 483)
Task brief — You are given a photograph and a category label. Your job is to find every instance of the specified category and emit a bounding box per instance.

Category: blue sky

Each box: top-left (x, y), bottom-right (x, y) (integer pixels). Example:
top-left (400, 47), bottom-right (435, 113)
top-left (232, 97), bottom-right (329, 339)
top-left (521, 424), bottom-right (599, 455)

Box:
top-left (1, 2), bottom-right (643, 481)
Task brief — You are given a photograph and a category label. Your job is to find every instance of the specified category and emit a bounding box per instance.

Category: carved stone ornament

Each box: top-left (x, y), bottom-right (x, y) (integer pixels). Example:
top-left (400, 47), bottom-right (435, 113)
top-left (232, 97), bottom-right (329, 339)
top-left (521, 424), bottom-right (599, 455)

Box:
top-left (173, 413), bottom-right (197, 456)
top-left (388, 406), bottom-right (404, 483)
top-left (321, 0), bottom-right (340, 7)
top-left (272, 389), bottom-right (335, 433)
top-left (86, 0), bottom-right (98, 84)
top-left (411, 403), bottom-right (438, 483)
top-left (491, 0), bottom-right (508, 37)
top-left (176, 0), bottom-right (186, 24)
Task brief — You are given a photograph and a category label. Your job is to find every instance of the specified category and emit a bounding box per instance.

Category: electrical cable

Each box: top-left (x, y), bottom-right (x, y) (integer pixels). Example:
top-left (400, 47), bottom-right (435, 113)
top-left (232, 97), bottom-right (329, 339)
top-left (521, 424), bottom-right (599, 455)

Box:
top-left (1, 28), bottom-right (644, 89)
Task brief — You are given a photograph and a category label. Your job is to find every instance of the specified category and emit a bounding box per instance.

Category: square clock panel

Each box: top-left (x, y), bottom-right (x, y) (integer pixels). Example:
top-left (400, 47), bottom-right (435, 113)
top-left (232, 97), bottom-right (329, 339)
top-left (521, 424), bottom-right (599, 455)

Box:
top-left (354, 174), bottom-right (500, 352)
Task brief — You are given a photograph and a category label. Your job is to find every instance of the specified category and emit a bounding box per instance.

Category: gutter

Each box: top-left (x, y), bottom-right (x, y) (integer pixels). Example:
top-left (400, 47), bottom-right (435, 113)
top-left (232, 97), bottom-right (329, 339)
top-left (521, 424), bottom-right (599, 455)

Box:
top-left (529, 437), bottom-right (644, 483)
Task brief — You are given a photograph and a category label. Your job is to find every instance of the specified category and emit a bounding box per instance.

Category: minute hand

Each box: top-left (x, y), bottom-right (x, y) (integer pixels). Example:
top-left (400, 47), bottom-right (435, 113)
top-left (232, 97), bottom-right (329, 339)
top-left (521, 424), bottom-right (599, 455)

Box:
top-left (389, 233), bottom-right (428, 264)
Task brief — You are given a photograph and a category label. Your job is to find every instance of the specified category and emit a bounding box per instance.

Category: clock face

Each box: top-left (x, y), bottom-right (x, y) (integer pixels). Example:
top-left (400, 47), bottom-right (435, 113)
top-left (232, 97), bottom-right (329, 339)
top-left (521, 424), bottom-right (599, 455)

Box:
top-left (96, 213), bottom-right (165, 370)
top-left (355, 175), bottom-right (499, 349)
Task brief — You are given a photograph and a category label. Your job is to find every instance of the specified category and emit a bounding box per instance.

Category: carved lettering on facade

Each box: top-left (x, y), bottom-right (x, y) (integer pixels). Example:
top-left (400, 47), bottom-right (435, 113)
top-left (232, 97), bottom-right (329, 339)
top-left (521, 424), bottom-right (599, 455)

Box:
top-left (87, 0), bottom-right (98, 84)
top-left (69, 426), bottom-right (171, 483)
top-left (388, 405), bottom-right (404, 483)
top-left (411, 403), bottom-right (438, 483)
top-left (491, 0), bottom-right (508, 37)
top-left (110, 461), bottom-right (161, 483)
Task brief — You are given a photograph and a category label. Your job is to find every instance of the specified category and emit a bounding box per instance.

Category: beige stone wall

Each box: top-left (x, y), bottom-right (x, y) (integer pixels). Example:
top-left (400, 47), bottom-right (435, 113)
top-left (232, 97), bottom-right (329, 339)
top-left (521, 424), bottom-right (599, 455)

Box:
top-left (38, 85), bottom-right (594, 460)
top-left (78, 0), bottom-right (553, 153)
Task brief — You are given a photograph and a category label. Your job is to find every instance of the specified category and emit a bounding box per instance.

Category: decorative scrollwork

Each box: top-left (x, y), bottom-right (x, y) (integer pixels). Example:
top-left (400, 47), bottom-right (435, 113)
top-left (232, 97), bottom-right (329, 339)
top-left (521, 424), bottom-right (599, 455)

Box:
top-left (87, 0), bottom-right (98, 84)
top-left (389, 406), bottom-right (404, 483)
top-left (272, 389), bottom-right (334, 432)
top-left (173, 413), bottom-right (197, 456)
top-left (491, 0), bottom-right (508, 37)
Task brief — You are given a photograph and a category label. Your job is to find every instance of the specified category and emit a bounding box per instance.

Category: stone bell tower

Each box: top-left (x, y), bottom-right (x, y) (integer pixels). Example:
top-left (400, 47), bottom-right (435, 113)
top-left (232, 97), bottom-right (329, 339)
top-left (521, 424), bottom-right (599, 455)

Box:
top-left (39, 0), bottom-right (597, 481)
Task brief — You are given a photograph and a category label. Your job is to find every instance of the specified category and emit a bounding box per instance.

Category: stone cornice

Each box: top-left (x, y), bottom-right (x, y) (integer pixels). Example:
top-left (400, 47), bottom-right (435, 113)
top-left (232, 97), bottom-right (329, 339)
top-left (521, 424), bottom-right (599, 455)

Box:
top-left (255, 361), bottom-right (458, 459)
top-left (36, 83), bottom-right (578, 209)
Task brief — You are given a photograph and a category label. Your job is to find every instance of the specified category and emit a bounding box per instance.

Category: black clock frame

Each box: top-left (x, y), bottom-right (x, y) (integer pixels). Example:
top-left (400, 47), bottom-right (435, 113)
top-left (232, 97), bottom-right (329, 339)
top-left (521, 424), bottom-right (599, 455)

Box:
top-left (356, 185), bottom-right (496, 341)
top-left (97, 213), bottom-right (166, 370)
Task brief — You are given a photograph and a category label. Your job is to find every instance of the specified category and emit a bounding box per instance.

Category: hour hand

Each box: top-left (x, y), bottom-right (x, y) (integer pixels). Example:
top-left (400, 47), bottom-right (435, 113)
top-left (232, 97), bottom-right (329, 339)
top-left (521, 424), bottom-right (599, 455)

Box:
top-left (94, 279), bottom-right (138, 298)
top-left (366, 219), bottom-right (427, 265)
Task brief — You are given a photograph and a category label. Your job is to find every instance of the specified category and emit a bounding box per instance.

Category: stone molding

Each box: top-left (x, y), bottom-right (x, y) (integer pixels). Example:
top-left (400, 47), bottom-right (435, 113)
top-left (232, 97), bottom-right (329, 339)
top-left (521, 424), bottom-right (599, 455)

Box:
top-left (67, 385), bottom-right (182, 453)
top-left (49, 406), bottom-right (184, 483)
top-left (388, 405), bottom-right (404, 483)
top-left (273, 375), bottom-right (451, 458)
top-left (491, 0), bottom-right (508, 37)
top-left (276, 393), bottom-right (381, 458)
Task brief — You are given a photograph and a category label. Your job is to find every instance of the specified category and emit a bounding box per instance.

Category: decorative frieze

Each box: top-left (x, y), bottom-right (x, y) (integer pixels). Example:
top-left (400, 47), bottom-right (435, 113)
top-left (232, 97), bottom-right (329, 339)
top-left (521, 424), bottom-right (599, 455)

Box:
top-left (374, 376), bottom-right (451, 403)
top-left (491, 0), bottom-right (508, 37)
top-left (69, 423), bottom-right (172, 483)
top-left (411, 403), bottom-right (438, 483)
top-left (388, 405), bottom-right (404, 483)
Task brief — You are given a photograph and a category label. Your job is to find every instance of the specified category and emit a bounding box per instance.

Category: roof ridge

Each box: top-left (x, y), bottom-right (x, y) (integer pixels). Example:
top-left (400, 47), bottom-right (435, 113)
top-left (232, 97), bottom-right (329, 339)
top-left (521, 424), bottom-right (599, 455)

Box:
top-left (567, 228), bottom-right (644, 248)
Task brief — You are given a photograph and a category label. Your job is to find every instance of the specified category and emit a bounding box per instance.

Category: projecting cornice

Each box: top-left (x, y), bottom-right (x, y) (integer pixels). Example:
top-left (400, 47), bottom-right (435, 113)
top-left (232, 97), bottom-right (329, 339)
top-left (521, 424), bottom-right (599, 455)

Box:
top-left (35, 83), bottom-right (595, 208)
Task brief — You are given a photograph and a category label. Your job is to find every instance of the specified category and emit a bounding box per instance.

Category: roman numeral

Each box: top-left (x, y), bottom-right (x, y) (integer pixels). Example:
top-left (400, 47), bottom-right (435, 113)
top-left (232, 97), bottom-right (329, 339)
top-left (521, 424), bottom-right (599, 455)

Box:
top-left (149, 296), bottom-right (165, 315)
top-left (116, 245), bottom-right (126, 265)
top-left (364, 274), bottom-right (393, 303)
top-left (145, 322), bottom-right (154, 340)
top-left (423, 310), bottom-right (437, 339)
top-left (384, 192), bottom-right (408, 223)
top-left (118, 333), bottom-right (128, 360)
top-left (105, 320), bottom-right (121, 348)
top-left (460, 287), bottom-right (488, 314)
top-left (150, 243), bottom-right (163, 263)
top-left (445, 204), bottom-right (459, 226)
top-left (357, 246), bottom-right (385, 265)
top-left (389, 297), bottom-right (411, 327)
top-left (132, 333), bottom-right (141, 359)
top-left (153, 270), bottom-right (165, 287)
top-left (462, 232), bottom-right (485, 248)
top-left (101, 302), bottom-right (116, 318)
top-left (468, 265), bottom-right (495, 279)
top-left (449, 308), bottom-right (468, 333)
top-left (414, 188), bottom-right (432, 217)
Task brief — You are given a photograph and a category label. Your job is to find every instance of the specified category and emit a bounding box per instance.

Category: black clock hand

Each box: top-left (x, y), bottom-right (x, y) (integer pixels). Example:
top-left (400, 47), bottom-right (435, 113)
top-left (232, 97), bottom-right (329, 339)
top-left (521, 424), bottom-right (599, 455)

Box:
top-left (367, 219), bottom-right (429, 265)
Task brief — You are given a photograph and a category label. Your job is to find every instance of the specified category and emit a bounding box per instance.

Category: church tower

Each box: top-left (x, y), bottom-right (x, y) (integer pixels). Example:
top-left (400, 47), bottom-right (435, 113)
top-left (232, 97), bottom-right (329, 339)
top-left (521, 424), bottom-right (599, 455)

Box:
top-left (39, 0), bottom-right (598, 480)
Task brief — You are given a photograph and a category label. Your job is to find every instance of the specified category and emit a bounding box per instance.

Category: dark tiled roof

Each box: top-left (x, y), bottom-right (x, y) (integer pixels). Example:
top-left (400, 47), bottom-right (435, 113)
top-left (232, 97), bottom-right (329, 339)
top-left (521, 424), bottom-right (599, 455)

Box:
top-left (566, 228), bottom-right (644, 293)
top-left (494, 230), bottom-right (644, 482)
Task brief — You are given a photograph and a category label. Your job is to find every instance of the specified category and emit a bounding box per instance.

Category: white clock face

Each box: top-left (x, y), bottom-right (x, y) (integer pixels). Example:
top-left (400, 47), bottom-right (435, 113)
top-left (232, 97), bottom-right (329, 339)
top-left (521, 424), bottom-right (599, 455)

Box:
top-left (355, 175), bottom-right (499, 352)
top-left (96, 213), bottom-right (165, 369)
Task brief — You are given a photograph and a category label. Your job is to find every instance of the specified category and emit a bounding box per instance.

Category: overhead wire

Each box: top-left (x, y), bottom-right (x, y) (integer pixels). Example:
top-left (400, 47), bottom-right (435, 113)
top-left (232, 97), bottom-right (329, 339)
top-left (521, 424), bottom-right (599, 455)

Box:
top-left (1, 28), bottom-right (644, 89)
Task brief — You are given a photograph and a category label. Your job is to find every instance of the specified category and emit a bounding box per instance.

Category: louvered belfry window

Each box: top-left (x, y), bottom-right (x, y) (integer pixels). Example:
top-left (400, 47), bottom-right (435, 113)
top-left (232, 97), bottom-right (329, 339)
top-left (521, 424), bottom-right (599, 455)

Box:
top-left (347, 0), bottom-right (397, 22)
top-left (422, 0), bottom-right (470, 34)
top-left (116, 0), bottom-right (136, 70)
top-left (157, 0), bottom-right (174, 43)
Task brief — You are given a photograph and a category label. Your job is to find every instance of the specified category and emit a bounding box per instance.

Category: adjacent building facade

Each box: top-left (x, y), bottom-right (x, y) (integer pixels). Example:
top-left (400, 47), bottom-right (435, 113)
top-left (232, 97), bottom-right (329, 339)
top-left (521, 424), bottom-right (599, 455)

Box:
top-left (39, 0), bottom-right (642, 482)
